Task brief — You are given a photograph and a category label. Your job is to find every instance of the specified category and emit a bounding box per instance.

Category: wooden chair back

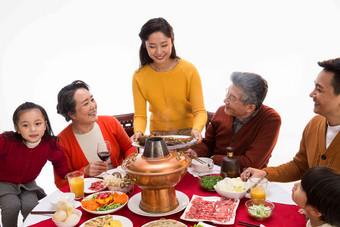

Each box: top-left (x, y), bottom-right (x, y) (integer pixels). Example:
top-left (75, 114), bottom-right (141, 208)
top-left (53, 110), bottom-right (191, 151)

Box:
top-left (206, 111), bottom-right (215, 130)
top-left (113, 113), bottom-right (135, 137)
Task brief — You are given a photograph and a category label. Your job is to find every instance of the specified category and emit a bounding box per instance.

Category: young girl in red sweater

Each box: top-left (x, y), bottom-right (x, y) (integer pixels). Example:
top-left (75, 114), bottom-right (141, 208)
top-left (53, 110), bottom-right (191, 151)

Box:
top-left (0, 102), bottom-right (70, 227)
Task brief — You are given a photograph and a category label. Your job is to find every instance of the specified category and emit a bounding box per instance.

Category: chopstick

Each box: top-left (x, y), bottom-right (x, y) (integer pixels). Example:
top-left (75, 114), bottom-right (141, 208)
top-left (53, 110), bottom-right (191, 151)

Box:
top-left (238, 220), bottom-right (260, 227)
top-left (30, 211), bottom-right (55, 214)
top-left (193, 157), bottom-right (206, 164)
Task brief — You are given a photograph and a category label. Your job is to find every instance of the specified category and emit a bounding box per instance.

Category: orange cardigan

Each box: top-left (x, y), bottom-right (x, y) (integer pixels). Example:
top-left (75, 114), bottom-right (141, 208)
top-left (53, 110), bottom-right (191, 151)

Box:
top-left (54, 116), bottom-right (137, 188)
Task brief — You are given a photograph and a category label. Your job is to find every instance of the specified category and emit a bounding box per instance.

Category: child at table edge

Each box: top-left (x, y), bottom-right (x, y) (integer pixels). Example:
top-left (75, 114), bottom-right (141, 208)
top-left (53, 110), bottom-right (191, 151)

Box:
top-left (0, 102), bottom-right (70, 227)
top-left (291, 166), bottom-right (340, 227)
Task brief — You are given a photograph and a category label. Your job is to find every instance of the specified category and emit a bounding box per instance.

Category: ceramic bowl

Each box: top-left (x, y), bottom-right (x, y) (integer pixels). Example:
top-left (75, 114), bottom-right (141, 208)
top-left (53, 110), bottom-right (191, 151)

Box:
top-left (107, 182), bottom-right (134, 193)
top-left (198, 175), bottom-right (223, 191)
top-left (245, 199), bottom-right (274, 221)
top-left (191, 157), bottom-right (213, 173)
top-left (214, 177), bottom-right (250, 199)
top-left (52, 209), bottom-right (82, 227)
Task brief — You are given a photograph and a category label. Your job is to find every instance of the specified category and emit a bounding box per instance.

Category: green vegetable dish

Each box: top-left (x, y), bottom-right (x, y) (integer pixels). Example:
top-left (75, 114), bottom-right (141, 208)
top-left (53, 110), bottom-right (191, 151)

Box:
top-left (248, 204), bottom-right (272, 219)
top-left (96, 203), bottom-right (123, 211)
top-left (199, 176), bottom-right (223, 191)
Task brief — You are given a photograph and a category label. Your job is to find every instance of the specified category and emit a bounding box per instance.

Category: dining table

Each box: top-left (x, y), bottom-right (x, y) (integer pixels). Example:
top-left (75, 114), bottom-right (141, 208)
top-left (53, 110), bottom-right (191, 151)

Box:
top-left (24, 167), bottom-right (306, 227)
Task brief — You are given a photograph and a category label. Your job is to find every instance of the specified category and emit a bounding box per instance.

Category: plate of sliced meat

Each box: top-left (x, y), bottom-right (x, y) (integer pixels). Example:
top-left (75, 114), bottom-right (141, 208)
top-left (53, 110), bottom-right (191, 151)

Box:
top-left (133, 135), bottom-right (197, 149)
top-left (84, 178), bottom-right (106, 194)
top-left (180, 195), bottom-right (240, 225)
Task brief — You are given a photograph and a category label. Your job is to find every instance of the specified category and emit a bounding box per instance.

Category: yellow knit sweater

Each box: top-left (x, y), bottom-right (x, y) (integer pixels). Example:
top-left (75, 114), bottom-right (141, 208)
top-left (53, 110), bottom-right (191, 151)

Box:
top-left (132, 58), bottom-right (207, 133)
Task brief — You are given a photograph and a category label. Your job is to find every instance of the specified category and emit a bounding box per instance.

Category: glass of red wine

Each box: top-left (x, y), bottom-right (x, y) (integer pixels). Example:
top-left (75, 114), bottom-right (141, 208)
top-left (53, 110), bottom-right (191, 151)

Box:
top-left (97, 141), bottom-right (112, 162)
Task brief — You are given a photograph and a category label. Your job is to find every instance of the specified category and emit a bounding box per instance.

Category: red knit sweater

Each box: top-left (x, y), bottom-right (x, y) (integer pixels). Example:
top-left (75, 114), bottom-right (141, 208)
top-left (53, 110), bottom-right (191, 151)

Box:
top-left (194, 105), bottom-right (281, 170)
top-left (0, 135), bottom-right (70, 184)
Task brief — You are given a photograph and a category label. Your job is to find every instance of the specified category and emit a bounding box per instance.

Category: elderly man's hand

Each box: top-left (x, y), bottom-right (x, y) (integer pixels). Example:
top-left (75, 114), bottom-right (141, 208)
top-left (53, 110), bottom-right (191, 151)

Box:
top-left (84, 161), bottom-right (108, 177)
top-left (240, 167), bottom-right (267, 181)
top-left (184, 148), bottom-right (198, 158)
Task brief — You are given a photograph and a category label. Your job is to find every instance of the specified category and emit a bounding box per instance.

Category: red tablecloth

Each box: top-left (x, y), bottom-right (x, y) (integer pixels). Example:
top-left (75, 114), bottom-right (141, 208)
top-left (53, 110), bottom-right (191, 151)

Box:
top-left (29, 173), bottom-right (306, 227)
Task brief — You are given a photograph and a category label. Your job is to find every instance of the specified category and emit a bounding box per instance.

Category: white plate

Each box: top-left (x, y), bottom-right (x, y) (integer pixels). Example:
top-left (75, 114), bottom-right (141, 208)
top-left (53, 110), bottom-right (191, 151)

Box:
top-left (81, 191), bottom-right (128, 215)
top-left (142, 219), bottom-right (187, 227)
top-left (79, 215), bottom-right (132, 227)
top-left (132, 135), bottom-right (197, 149)
top-left (84, 178), bottom-right (105, 194)
top-left (128, 190), bottom-right (189, 217)
top-left (49, 192), bottom-right (75, 207)
top-left (180, 195), bottom-right (240, 225)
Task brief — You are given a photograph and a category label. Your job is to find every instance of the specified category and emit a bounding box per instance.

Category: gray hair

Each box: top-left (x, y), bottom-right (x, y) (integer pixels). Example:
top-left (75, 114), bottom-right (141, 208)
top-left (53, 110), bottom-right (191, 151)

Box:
top-left (230, 72), bottom-right (268, 109)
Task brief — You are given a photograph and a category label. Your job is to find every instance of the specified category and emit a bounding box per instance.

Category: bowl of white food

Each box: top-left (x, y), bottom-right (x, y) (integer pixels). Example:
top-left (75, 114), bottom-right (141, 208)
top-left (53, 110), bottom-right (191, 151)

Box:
top-left (52, 209), bottom-right (82, 227)
top-left (214, 177), bottom-right (250, 199)
top-left (103, 173), bottom-right (134, 193)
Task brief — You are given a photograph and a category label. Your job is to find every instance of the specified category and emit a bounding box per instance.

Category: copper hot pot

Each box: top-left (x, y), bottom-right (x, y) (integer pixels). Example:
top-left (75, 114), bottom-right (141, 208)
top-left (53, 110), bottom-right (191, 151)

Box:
top-left (121, 137), bottom-right (191, 213)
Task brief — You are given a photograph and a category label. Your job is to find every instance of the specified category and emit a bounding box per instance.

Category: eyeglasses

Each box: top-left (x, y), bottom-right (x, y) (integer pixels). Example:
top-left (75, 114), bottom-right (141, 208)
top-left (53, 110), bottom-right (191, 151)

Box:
top-left (225, 90), bottom-right (243, 104)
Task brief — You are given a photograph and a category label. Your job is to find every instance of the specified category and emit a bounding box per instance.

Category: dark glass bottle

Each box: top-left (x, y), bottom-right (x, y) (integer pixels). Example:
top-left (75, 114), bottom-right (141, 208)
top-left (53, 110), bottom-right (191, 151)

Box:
top-left (220, 147), bottom-right (240, 178)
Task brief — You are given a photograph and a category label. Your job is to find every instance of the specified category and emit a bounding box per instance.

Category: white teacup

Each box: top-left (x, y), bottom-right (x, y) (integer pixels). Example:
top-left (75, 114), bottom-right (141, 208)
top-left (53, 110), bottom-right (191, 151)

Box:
top-left (191, 157), bottom-right (214, 173)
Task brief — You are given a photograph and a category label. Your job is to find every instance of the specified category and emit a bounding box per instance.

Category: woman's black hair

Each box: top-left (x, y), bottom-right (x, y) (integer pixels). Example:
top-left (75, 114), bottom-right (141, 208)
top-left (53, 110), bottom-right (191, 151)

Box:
top-left (138, 17), bottom-right (177, 67)
top-left (2, 102), bottom-right (59, 149)
top-left (56, 80), bottom-right (90, 122)
top-left (301, 166), bottom-right (340, 226)
top-left (318, 58), bottom-right (340, 95)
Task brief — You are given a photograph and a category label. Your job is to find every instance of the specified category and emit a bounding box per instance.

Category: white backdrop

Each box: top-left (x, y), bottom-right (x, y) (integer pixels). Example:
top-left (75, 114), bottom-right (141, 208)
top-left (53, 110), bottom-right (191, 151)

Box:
top-left (1, 0), bottom-right (340, 194)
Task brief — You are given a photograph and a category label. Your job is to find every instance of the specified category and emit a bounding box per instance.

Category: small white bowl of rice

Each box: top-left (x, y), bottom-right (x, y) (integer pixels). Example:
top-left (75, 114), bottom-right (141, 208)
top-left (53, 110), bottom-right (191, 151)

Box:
top-left (214, 177), bottom-right (250, 199)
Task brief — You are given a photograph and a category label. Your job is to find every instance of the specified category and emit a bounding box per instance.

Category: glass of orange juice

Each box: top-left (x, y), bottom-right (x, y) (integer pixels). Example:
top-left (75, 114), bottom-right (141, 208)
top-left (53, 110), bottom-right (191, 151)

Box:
top-left (250, 177), bottom-right (268, 205)
top-left (68, 171), bottom-right (84, 199)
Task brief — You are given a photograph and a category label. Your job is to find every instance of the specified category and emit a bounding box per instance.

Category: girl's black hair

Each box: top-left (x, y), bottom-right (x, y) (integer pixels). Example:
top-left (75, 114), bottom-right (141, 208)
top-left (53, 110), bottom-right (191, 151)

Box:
top-left (2, 102), bottom-right (59, 150)
top-left (301, 166), bottom-right (340, 226)
top-left (138, 17), bottom-right (177, 67)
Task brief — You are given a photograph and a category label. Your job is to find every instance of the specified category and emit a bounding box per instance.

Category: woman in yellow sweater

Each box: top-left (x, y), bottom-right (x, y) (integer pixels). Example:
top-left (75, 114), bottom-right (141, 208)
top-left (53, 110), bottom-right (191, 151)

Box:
top-left (131, 17), bottom-right (207, 142)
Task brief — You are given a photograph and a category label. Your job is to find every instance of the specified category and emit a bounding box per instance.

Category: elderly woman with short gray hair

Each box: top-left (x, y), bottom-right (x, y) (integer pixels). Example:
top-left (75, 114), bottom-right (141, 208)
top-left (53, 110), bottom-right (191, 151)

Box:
top-left (185, 72), bottom-right (281, 169)
top-left (54, 80), bottom-right (137, 188)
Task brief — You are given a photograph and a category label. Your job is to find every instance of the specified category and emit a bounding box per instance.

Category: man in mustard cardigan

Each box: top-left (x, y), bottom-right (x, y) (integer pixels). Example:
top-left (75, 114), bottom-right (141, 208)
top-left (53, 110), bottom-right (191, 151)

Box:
top-left (242, 57), bottom-right (340, 182)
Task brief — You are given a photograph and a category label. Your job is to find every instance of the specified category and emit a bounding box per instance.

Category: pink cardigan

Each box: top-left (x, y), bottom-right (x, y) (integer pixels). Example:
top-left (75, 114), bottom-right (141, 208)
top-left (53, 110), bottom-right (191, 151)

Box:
top-left (54, 116), bottom-right (137, 188)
